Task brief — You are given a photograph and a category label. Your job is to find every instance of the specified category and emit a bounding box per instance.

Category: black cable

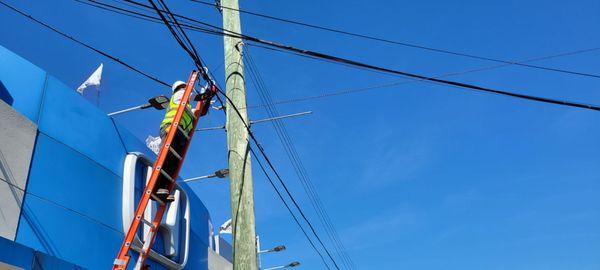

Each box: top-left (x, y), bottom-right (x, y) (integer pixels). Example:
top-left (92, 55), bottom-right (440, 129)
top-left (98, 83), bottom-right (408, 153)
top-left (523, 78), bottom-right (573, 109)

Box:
top-left (0, 0), bottom-right (170, 87)
top-left (238, 42), bottom-right (600, 112)
top-left (213, 93), bottom-right (337, 269)
top-left (147, 1), bottom-right (344, 268)
top-left (243, 44), bottom-right (600, 109)
top-left (190, 0), bottom-right (600, 80)
top-left (74, 0), bottom-right (600, 111)
top-left (147, 0), bottom-right (201, 69)
top-left (80, 0), bottom-right (600, 112)
top-left (121, 0), bottom-right (225, 34)
top-left (0, 6), bottom-right (342, 267)
top-left (214, 86), bottom-right (344, 270)
top-left (250, 146), bottom-right (333, 270)
top-left (245, 49), bottom-right (356, 269)
top-left (157, 0), bottom-right (201, 62)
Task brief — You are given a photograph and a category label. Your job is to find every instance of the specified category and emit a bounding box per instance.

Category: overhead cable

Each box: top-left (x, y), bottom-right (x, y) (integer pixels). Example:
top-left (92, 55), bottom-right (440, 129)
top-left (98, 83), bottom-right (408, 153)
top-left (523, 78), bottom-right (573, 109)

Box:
top-left (189, 0), bottom-right (600, 79)
top-left (76, 0), bottom-right (600, 112)
top-left (144, 1), bottom-right (344, 268)
top-left (2, 2), bottom-right (338, 266)
top-left (0, 0), bottom-right (169, 87)
top-left (245, 49), bottom-right (356, 269)
top-left (243, 45), bottom-right (600, 109)
top-left (74, 0), bottom-right (600, 111)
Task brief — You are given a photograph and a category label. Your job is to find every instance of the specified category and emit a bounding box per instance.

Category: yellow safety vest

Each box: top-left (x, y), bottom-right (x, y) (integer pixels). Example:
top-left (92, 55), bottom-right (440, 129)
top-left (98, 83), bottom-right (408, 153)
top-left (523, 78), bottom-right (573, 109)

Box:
top-left (160, 91), bottom-right (194, 135)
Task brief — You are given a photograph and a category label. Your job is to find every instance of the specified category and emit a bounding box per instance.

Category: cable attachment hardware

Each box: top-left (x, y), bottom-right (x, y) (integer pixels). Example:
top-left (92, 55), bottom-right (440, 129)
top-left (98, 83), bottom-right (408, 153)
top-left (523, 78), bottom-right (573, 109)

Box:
top-left (194, 84), bottom-right (218, 116)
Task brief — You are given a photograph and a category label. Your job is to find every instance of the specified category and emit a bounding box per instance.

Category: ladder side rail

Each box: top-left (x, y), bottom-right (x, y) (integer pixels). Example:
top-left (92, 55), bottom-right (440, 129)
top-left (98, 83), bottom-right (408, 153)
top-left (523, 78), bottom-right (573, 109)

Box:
top-left (136, 69), bottom-right (204, 265)
top-left (136, 73), bottom-right (211, 267)
top-left (113, 70), bottom-right (200, 270)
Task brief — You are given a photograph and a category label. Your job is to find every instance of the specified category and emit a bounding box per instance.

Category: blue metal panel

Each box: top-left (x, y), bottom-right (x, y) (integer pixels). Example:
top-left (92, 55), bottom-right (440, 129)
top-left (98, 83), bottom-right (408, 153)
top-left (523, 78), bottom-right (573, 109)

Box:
top-left (0, 45), bottom-right (46, 123)
top-left (0, 235), bottom-right (35, 269)
top-left (33, 251), bottom-right (85, 269)
top-left (0, 235), bottom-right (86, 269)
top-left (27, 133), bottom-right (123, 231)
top-left (180, 184), bottom-right (211, 246)
top-left (113, 121), bottom-right (157, 159)
top-left (185, 231), bottom-right (209, 270)
top-left (37, 75), bottom-right (126, 176)
top-left (15, 194), bottom-right (124, 270)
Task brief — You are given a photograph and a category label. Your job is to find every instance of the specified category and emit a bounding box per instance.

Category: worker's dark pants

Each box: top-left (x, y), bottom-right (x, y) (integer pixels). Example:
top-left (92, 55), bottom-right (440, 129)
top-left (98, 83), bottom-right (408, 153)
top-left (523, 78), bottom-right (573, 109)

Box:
top-left (153, 126), bottom-right (188, 194)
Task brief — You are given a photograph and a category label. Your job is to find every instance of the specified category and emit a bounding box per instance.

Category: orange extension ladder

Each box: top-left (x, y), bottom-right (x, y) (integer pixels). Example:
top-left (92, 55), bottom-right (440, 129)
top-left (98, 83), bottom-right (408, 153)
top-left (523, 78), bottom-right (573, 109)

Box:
top-left (113, 70), bottom-right (215, 269)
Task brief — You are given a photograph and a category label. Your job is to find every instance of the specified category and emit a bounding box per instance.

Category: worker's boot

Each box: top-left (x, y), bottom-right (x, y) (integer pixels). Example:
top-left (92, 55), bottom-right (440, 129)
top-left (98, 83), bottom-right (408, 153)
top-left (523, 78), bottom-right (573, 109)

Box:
top-left (156, 188), bottom-right (169, 196)
top-left (154, 188), bottom-right (176, 203)
top-left (152, 188), bottom-right (168, 202)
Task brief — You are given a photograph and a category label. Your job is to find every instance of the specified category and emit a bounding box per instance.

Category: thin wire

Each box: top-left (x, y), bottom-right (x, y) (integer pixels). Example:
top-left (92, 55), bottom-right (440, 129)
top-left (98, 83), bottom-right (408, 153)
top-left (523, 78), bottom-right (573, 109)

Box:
top-left (245, 49), bottom-right (356, 269)
top-left (75, 0), bottom-right (600, 112)
top-left (250, 147), bottom-right (333, 270)
top-left (189, 0), bottom-right (600, 80)
top-left (146, 1), bottom-right (343, 268)
top-left (243, 46), bottom-right (600, 109)
top-left (236, 42), bottom-right (600, 112)
top-left (214, 87), bottom-right (344, 269)
top-left (212, 94), bottom-right (336, 269)
top-left (77, 0), bottom-right (600, 112)
top-left (8, 0), bottom-right (271, 263)
top-left (0, 0), bottom-right (170, 87)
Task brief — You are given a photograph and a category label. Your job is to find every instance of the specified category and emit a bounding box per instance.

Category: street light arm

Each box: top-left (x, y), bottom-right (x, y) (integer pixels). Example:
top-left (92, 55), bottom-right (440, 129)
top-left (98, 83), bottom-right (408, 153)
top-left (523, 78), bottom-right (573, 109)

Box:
top-left (250, 111), bottom-right (312, 125)
top-left (196, 111), bottom-right (312, 131)
top-left (181, 168), bottom-right (229, 183)
top-left (181, 173), bottom-right (216, 182)
top-left (107, 95), bottom-right (170, 116)
top-left (107, 104), bottom-right (146, 116)
top-left (263, 261), bottom-right (300, 270)
top-left (263, 266), bottom-right (285, 270)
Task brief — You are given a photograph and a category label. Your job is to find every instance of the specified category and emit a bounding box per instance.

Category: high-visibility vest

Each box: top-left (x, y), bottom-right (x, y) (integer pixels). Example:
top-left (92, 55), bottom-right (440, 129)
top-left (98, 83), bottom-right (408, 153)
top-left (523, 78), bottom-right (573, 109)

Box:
top-left (160, 90), bottom-right (194, 134)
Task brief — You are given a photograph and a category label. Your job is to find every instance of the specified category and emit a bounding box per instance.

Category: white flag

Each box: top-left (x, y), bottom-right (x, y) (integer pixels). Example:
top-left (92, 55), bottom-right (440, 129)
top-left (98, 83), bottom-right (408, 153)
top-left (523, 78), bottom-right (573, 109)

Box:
top-left (145, 135), bottom-right (162, 155)
top-left (77, 63), bottom-right (103, 94)
top-left (219, 219), bottom-right (232, 234)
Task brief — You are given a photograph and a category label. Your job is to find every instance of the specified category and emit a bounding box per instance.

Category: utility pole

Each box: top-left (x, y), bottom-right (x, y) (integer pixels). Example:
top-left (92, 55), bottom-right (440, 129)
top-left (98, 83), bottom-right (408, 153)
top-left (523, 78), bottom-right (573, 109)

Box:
top-left (223, 0), bottom-right (258, 269)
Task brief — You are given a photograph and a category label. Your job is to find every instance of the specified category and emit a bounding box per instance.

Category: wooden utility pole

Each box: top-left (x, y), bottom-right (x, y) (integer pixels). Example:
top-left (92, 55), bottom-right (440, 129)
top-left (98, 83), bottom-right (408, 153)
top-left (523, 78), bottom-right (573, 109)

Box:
top-left (223, 0), bottom-right (258, 269)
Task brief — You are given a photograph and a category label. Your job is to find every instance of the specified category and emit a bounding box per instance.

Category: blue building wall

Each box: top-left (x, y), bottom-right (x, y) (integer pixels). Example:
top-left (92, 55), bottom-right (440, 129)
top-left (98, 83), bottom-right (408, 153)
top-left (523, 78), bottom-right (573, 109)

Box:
top-left (0, 236), bottom-right (83, 269)
top-left (0, 45), bottom-right (211, 269)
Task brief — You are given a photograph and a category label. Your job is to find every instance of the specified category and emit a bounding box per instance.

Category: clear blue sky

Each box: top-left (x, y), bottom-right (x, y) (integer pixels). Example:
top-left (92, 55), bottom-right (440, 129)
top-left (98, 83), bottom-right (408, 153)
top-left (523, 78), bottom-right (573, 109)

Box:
top-left (2, 0), bottom-right (600, 269)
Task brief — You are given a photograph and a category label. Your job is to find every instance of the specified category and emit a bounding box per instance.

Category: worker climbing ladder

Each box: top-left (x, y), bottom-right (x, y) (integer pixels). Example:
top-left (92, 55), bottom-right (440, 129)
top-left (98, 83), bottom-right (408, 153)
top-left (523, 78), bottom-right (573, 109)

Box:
top-left (113, 70), bottom-right (215, 270)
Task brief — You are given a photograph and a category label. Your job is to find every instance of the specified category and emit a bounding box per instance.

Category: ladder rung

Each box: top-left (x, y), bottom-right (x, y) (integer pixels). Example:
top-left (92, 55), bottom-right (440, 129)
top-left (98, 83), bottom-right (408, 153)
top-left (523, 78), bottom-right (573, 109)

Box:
top-left (150, 193), bottom-right (165, 205)
top-left (113, 259), bottom-right (127, 266)
top-left (130, 245), bottom-right (145, 254)
top-left (168, 147), bottom-right (182, 160)
top-left (177, 125), bottom-right (190, 140)
top-left (140, 218), bottom-right (157, 230)
top-left (185, 107), bottom-right (197, 120)
top-left (114, 70), bottom-right (202, 270)
top-left (159, 169), bottom-right (175, 183)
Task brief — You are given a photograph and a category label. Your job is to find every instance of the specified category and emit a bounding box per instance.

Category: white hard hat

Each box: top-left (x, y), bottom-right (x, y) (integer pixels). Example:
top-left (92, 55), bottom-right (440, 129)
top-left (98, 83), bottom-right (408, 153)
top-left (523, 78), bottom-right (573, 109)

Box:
top-left (171, 80), bottom-right (186, 92)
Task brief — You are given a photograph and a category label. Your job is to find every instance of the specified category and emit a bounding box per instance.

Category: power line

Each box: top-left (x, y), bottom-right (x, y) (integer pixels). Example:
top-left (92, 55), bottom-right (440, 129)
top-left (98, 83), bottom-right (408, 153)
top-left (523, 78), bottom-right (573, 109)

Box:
top-left (189, 0), bottom-right (600, 80)
top-left (249, 147), bottom-right (333, 270)
top-left (237, 41), bottom-right (600, 112)
top-left (245, 48), bottom-right (356, 269)
top-left (0, 0), bottom-right (170, 87)
top-left (144, 1), bottom-right (345, 268)
top-left (74, 0), bottom-right (600, 112)
top-left (243, 46), bottom-right (600, 109)
top-left (76, 0), bottom-right (600, 112)
top-left (3, 1), bottom-right (338, 267)
top-left (212, 92), bottom-right (341, 269)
